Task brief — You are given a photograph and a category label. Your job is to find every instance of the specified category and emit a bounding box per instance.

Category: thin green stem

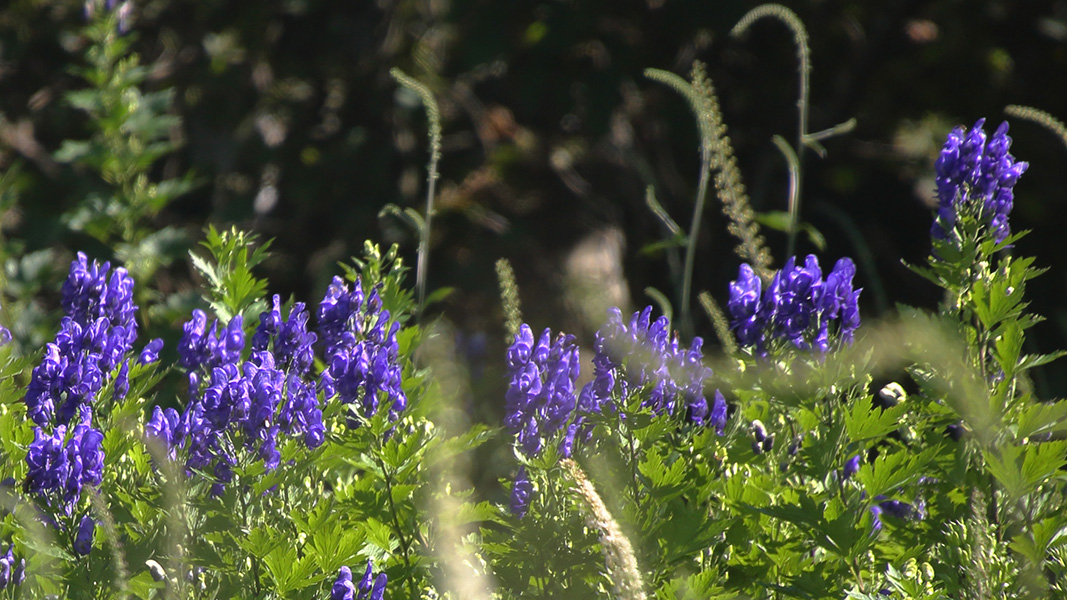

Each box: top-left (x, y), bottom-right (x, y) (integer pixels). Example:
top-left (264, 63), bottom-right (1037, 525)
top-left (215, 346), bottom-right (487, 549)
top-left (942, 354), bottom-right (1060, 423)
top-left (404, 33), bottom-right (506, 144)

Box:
top-left (772, 135), bottom-right (801, 259)
top-left (375, 453), bottom-right (416, 596)
top-left (625, 425), bottom-right (644, 517)
top-left (680, 145), bottom-right (712, 336)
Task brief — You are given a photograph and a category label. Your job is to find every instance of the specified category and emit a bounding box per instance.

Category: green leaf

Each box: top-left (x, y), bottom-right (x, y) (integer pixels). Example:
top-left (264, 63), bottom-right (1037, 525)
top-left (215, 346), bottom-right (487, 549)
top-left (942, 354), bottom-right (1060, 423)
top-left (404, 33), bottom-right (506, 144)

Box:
top-left (1016, 400), bottom-right (1067, 440)
top-left (189, 250), bottom-right (221, 288)
top-left (264, 547), bottom-right (323, 594)
top-left (1017, 351), bottom-right (1067, 374)
top-left (640, 448), bottom-right (687, 502)
top-left (984, 441), bottom-right (1067, 503)
top-left (843, 396), bottom-right (906, 443)
top-left (363, 518), bottom-right (398, 554)
top-left (855, 447), bottom-right (935, 500)
top-left (234, 527), bottom-right (280, 559)
top-left (423, 286), bottom-right (454, 307)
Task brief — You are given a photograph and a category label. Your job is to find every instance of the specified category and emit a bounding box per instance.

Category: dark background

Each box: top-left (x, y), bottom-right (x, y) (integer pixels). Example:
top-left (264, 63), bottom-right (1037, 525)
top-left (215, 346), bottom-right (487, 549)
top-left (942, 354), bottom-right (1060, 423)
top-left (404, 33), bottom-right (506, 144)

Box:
top-left (3, 0), bottom-right (1067, 403)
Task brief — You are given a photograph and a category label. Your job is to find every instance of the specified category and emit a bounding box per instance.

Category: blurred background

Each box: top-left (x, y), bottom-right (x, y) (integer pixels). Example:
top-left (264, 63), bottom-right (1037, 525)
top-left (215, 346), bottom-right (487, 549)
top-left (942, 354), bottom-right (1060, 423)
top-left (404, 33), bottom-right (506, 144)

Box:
top-left (2, 0), bottom-right (1067, 411)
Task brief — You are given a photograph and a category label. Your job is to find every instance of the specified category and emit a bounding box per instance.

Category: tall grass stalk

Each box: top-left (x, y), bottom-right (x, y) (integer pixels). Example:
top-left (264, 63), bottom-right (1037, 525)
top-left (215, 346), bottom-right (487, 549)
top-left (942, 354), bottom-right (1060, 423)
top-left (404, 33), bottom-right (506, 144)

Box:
top-left (1005, 105), bottom-right (1067, 153)
top-left (390, 68), bottom-right (442, 315)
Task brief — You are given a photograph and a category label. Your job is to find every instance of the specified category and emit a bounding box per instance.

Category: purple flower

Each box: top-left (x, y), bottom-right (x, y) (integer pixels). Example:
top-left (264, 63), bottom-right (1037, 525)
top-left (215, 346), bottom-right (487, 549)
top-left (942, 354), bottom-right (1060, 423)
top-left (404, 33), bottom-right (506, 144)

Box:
top-left (359, 561), bottom-right (374, 594)
top-left (253, 295), bottom-right (317, 374)
top-left (332, 565), bottom-right (355, 600)
top-left (113, 360), bottom-right (130, 401)
top-left (317, 278), bottom-right (406, 424)
top-left (728, 255), bottom-right (861, 353)
top-left (369, 573), bottom-right (388, 600)
top-left (510, 466), bottom-right (533, 518)
top-left (504, 325), bottom-right (581, 457)
top-left (138, 338), bottom-right (164, 364)
top-left (164, 293), bottom-right (328, 493)
top-left (333, 560), bottom-right (385, 600)
top-left (0, 543), bottom-right (26, 590)
top-left (74, 515), bottom-right (95, 556)
top-left (932, 119), bottom-right (1028, 245)
top-left (709, 390), bottom-right (728, 435)
top-left (25, 253), bottom-right (140, 430)
top-left (878, 499), bottom-right (917, 520)
top-left (843, 454), bottom-right (861, 480)
top-left (145, 405), bottom-right (180, 455)
top-left (178, 312), bottom-right (243, 373)
top-left (25, 411), bottom-right (105, 516)
top-left (870, 504), bottom-right (883, 532)
top-left (579, 307), bottom-right (714, 426)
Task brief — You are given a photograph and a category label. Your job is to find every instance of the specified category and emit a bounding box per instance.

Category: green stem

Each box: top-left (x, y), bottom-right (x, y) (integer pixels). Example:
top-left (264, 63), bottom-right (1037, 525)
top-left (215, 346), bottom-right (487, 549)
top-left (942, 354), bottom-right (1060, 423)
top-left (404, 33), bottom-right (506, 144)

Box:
top-left (238, 492), bottom-right (262, 597)
top-left (416, 148), bottom-right (438, 315)
top-left (375, 454), bottom-right (415, 595)
top-left (680, 145), bottom-right (712, 336)
top-left (625, 426), bottom-right (644, 518)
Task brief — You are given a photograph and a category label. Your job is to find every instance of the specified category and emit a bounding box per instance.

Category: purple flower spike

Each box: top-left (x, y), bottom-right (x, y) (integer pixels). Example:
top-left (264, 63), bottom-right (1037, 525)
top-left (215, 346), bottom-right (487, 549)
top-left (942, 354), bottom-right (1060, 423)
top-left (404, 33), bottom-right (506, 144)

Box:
top-left (932, 118), bottom-right (1028, 245)
top-left (728, 255), bottom-right (861, 353)
top-left (504, 327), bottom-right (581, 458)
top-left (317, 278), bottom-right (406, 425)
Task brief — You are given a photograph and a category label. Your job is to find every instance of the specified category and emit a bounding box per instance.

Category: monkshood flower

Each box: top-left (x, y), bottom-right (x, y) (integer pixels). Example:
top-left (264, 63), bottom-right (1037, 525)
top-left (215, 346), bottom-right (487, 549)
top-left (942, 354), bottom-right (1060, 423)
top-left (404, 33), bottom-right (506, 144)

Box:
top-left (177, 310), bottom-right (245, 375)
top-left (332, 560), bottom-right (387, 600)
top-left (153, 300), bottom-right (325, 494)
top-left (843, 454), bottom-right (862, 480)
top-left (74, 515), bottom-right (95, 556)
top-left (24, 407), bottom-right (105, 517)
top-left (728, 255), bottom-right (861, 353)
top-left (253, 295), bottom-right (317, 374)
top-left (870, 496), bottom-right (924, 533)
top-left (510, 466), bottom-right (533, 518)
top-left (318, 277), bottom-right (407, 424)
top-left (138, 338), bottom-right (163, 365)
top-left (578, 307), bottom-right (719, 429)
top-left (504, 324), bottom-right (581, 457)
top-left (0, 543), bottom-right (26, 590)
top-left (932, 118), bottom-right (1028, 245)
top-left (25, 253), bottom-right (142, 427)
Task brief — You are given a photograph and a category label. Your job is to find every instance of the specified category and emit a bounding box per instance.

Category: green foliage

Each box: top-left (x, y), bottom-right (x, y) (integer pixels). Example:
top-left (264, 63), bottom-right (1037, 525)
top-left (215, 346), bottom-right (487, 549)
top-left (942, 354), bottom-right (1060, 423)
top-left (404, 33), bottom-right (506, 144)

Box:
top-left (2, 4), bottom-right (1067, 600)
top-left (190, 225), bottom-right (272, 323)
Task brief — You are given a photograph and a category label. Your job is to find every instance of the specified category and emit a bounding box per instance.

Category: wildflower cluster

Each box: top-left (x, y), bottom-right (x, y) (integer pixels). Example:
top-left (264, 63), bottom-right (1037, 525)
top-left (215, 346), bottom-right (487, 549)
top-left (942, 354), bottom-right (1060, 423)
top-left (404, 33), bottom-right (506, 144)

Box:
top-left (504, 306), bottom-right (727, 520)
top-left (932, 118), bottom-right (1028, 244)
top-left (149, 295), bottom-right (326, 494)
top-left (318, 277), bottom-right (407, 425)
top-left (580, 306), bottom-right (724, 430)
top-left (25, 253), bottom-right (138, 427)
top-left (22, 254), bottom-right (151, 523)
top-left (728, 255), bottom-right (861, 353)
top-left (331, 561), bottom-right (388, 600)
top-left (504, 307), bottom-right (725, 464)
top-left (503, 324), bottom-right (581, 458)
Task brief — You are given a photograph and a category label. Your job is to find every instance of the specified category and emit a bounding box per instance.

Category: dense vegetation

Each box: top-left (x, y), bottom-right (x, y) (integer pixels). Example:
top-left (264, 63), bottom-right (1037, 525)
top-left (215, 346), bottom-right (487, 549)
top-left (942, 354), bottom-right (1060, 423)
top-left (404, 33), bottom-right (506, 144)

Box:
top-left (2, 1), bottom-right (1067, 599)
